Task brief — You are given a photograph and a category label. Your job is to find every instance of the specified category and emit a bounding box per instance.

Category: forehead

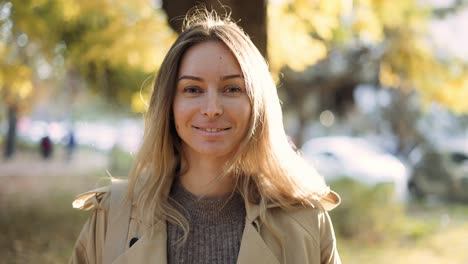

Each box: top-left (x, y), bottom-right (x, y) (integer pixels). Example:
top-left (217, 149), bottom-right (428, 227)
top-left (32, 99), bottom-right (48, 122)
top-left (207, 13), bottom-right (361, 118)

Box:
top-left (178, 40), bottom-right (242, 77)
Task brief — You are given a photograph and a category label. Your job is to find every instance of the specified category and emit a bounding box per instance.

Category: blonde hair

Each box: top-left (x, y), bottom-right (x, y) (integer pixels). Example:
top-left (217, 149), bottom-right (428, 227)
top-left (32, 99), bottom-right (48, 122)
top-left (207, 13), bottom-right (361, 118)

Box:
top-left (128, 8), bottom-right (329, 240)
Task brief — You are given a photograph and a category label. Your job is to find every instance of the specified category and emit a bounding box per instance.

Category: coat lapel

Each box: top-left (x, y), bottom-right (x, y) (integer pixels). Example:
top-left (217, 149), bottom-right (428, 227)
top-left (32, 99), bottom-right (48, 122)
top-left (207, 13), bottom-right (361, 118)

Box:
top-left (237, 222), bottom-right (281, 264)
top-left (111, 200), bottom-right (295, 264)
top-left (112, 221), bottom-right (167, 264)
top-left (237, 203), bottom-right (281, 264)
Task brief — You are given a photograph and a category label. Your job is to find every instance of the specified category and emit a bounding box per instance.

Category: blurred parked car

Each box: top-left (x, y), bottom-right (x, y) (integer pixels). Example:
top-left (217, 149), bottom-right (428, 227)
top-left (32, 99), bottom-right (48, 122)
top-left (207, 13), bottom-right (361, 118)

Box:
top-left (407, 139), bottom-right (468, 201)
top-left (301, 136), bottom-right (408, 200)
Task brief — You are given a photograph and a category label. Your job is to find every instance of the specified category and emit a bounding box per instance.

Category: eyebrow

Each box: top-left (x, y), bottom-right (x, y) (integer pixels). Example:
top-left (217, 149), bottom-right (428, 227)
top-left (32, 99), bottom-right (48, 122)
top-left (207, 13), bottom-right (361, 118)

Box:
top-left (222, 74), bottom-right (243, 81)
top-left (178, 75), bottom-right (202, 82)
top-left (177, 74), bottom-right (243, 82)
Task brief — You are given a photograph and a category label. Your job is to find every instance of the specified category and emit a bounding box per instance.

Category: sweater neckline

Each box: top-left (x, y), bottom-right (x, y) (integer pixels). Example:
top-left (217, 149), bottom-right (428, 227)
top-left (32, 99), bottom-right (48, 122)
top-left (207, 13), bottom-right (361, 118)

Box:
top-left (169, 179), bottom-right (246, 225)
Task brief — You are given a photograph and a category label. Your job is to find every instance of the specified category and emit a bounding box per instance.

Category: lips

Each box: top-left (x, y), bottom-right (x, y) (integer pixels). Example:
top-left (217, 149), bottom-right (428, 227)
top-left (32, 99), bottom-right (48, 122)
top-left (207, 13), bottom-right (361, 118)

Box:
top-left (193, 126), bottom-right (231, 132)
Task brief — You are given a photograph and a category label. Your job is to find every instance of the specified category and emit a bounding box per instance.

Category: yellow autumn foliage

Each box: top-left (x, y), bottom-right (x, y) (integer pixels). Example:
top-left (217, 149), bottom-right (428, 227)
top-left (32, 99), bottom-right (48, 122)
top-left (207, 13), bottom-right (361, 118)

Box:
top-left (60, 0), bottom-right (81, 21)
top-left (269, 0), bottom-right (468, 113)
top-left (268, 1), bottom-right (334, 73)
top-left (0, 63), bottom-right (33, 103)
top-left (352, 3), bottom-right (383, 42)
top-left (379, 63), bottom-right (401, 88)
top-left (70, 2), bottom-right (175, 73)
top-left (440, 76), bottom-right (468, 113)
top-left (2, 0), bottom-right (176, 113)
top-left (2, 0), bottom-right (467, 114)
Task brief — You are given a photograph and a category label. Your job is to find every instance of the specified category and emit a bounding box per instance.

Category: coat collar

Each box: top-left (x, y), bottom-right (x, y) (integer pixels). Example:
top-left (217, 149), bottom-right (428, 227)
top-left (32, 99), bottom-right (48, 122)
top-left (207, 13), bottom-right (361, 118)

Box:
top-left (110, 181), bottom-right (340, 264)
top-left (111, 202), bottom-right (281, 264)
top-left (244, 189), bottom-right (341, 221)
top-left (110, 219), bottom-right (280, 264)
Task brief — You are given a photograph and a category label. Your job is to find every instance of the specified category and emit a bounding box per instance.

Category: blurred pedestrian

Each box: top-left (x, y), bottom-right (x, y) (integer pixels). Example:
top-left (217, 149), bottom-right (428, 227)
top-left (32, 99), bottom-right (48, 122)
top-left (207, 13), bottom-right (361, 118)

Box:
top-left (39, 135), bottom-right (53, 159)
top-left (65, 130), bottom-right (76, 161)
top-left (70, 7), bottom-right (341, 264)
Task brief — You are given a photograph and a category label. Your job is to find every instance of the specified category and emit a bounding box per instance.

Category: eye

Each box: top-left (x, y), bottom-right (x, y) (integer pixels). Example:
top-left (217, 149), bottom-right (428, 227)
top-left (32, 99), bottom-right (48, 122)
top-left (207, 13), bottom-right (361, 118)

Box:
top-left (224, 85), bottom-right (242, 93)
top-left (183, 86), bottom-right (202, 94)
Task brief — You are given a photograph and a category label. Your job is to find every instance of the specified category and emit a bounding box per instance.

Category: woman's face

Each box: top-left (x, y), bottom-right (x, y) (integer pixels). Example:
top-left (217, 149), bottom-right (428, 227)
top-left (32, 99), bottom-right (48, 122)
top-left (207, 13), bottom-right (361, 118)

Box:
top-left (173, 40), bottom-right (251, 162)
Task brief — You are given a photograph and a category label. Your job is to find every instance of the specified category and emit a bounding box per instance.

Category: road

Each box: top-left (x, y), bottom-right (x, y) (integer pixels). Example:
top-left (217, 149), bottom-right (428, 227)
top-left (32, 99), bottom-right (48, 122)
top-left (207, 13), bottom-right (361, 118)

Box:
top-left (0, 148), bottom-right (109, 177)
top-left (0, 148), bottom-right (110, 196)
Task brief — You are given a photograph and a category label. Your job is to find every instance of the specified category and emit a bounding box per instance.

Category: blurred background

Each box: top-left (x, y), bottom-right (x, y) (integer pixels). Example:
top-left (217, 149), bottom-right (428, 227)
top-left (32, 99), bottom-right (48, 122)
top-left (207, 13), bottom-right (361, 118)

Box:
top-left (1, 0), bottom-right (467, 263)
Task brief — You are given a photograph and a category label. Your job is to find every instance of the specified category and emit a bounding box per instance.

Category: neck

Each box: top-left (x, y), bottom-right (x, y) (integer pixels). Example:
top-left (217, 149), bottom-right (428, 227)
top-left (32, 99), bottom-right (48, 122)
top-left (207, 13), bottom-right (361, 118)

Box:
top-left (179, 154), bottom-right (235, 197)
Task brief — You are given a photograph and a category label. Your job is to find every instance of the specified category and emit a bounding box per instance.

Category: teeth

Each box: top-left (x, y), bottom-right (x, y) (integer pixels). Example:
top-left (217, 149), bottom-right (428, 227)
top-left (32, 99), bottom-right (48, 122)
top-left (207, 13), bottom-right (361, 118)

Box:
top-left (200, 127), bottom-right (224, 132)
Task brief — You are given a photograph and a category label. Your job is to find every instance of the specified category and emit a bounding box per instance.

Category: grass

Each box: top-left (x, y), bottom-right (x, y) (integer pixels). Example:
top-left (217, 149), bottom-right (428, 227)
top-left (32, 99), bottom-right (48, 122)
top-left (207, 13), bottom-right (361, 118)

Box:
top-left (1, 172), bottom-right (468, 263)
top-left (0, 147), bottom-right (111, 263)
top-left (0, 191), bottom-right (87, 263)
top-left (335, 199), bottom-right (468, 263)
top-left (0, 172), bottom-right (106, 264)
top-left (339, 221), bottom-right (468, 263)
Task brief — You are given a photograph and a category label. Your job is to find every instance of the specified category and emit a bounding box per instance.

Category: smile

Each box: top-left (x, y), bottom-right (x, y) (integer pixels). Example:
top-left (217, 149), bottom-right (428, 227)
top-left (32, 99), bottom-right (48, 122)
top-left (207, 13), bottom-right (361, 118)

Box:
top-left (193, 126), bottom-right (230, 132)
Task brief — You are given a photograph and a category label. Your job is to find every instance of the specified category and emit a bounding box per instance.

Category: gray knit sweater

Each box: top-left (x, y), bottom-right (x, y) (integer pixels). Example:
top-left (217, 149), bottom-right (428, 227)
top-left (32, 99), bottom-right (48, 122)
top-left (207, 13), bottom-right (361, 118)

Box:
top-left (167, 181), bottom-right (246, 264)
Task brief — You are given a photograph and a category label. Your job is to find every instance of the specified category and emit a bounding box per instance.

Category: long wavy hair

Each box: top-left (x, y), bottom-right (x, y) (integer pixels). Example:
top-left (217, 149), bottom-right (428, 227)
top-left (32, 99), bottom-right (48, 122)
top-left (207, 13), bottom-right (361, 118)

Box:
top-left (127, 8), bottom-right (330, 239)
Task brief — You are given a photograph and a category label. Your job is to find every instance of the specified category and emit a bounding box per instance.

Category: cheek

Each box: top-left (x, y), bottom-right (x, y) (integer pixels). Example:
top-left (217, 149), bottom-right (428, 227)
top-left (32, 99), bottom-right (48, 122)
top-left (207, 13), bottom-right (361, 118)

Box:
top-left (172, 102), bottom-right (184, 124)
top-left (173, 112), bottom-right (183, 134)
top-left (241, 110), bottom-right (250, 126)
top-left (233, 106), bottom-right (252, 138)
top-left (241, 102), bottom-right (252, 127)
top-left (172, 105), bottom-right (181, 133)
top-left (173, 101), bottom-right (194, 133)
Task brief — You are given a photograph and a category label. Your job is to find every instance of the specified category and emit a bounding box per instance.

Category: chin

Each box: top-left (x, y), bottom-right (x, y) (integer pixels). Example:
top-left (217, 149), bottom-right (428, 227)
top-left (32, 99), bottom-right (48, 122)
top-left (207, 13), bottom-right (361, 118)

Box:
top-left (198, 150), bottom-right (232, 158)
top-left (196, 145), bottom-right (237, 159)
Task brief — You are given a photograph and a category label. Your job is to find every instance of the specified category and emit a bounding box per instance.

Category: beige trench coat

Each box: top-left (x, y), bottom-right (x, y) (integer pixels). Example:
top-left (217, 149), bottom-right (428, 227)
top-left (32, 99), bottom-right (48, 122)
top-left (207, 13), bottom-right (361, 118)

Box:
top-left (70, 184), bottom-right (341, 264)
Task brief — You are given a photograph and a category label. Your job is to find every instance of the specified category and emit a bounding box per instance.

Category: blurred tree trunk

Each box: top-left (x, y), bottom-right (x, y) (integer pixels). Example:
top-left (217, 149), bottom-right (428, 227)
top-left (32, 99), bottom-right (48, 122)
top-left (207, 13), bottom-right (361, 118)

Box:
top-left (161, 0), bottom-right (267, 58)
top-left (383, 89), bottom-right (424, 155)
top-left (4, 105), bottom-right (17, 159)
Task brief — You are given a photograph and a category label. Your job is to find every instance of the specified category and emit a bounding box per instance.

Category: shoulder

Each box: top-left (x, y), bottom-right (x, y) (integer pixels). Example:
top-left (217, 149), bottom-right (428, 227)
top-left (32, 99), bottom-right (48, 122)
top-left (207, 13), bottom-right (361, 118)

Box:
top-left (72, 185), bottom-right (111, 211)
top-left (72, 179), bottom-right (130, 211)
top-left (270, 204), bottom-right (326, 234)
top-left (263, 204), bottom-right (337, 255)
top-left (266, 193), bottom-right (339, 244)
top-left (70, 186), bottom-right (112, 264)
top-left (268, 190), bottom-right (340, 230)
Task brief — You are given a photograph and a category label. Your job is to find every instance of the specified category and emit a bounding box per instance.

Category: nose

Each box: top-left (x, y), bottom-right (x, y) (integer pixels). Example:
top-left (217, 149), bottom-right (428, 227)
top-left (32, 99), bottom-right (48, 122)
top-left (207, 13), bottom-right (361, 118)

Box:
top-left (201, 90), bottom-right (223, 118)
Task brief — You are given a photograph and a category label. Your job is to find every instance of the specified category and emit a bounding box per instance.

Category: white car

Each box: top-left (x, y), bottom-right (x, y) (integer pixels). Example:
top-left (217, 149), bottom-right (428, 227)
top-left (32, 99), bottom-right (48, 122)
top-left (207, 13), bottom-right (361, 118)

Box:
top-left (301, 136), bottom-right (408, 200)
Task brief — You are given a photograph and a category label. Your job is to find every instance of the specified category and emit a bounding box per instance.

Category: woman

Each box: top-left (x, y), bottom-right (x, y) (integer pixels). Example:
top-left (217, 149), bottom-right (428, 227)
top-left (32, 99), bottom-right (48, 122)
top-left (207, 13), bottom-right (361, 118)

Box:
top-left (70, 8), bottom-right (341, 264)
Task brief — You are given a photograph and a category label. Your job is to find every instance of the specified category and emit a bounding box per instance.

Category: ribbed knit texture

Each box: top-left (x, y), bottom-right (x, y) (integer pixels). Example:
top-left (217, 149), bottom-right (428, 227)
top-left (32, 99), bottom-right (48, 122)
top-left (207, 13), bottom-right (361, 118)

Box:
top-left (167, 180), bottom-right (246, 264)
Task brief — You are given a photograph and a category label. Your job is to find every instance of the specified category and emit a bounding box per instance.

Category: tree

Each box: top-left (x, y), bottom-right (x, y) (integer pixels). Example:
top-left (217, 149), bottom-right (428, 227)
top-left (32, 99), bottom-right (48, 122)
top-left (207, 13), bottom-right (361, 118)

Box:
top-left (0, 0), bottom-right (175, 157)
top-left (0, 1), bottom-right (37, 158)
top-left (268, 0), bottom-right (468, 146)
top-left (2, 0), bottom-right (467, 155)
top-left (162, 0), bottom-right (267, 57)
